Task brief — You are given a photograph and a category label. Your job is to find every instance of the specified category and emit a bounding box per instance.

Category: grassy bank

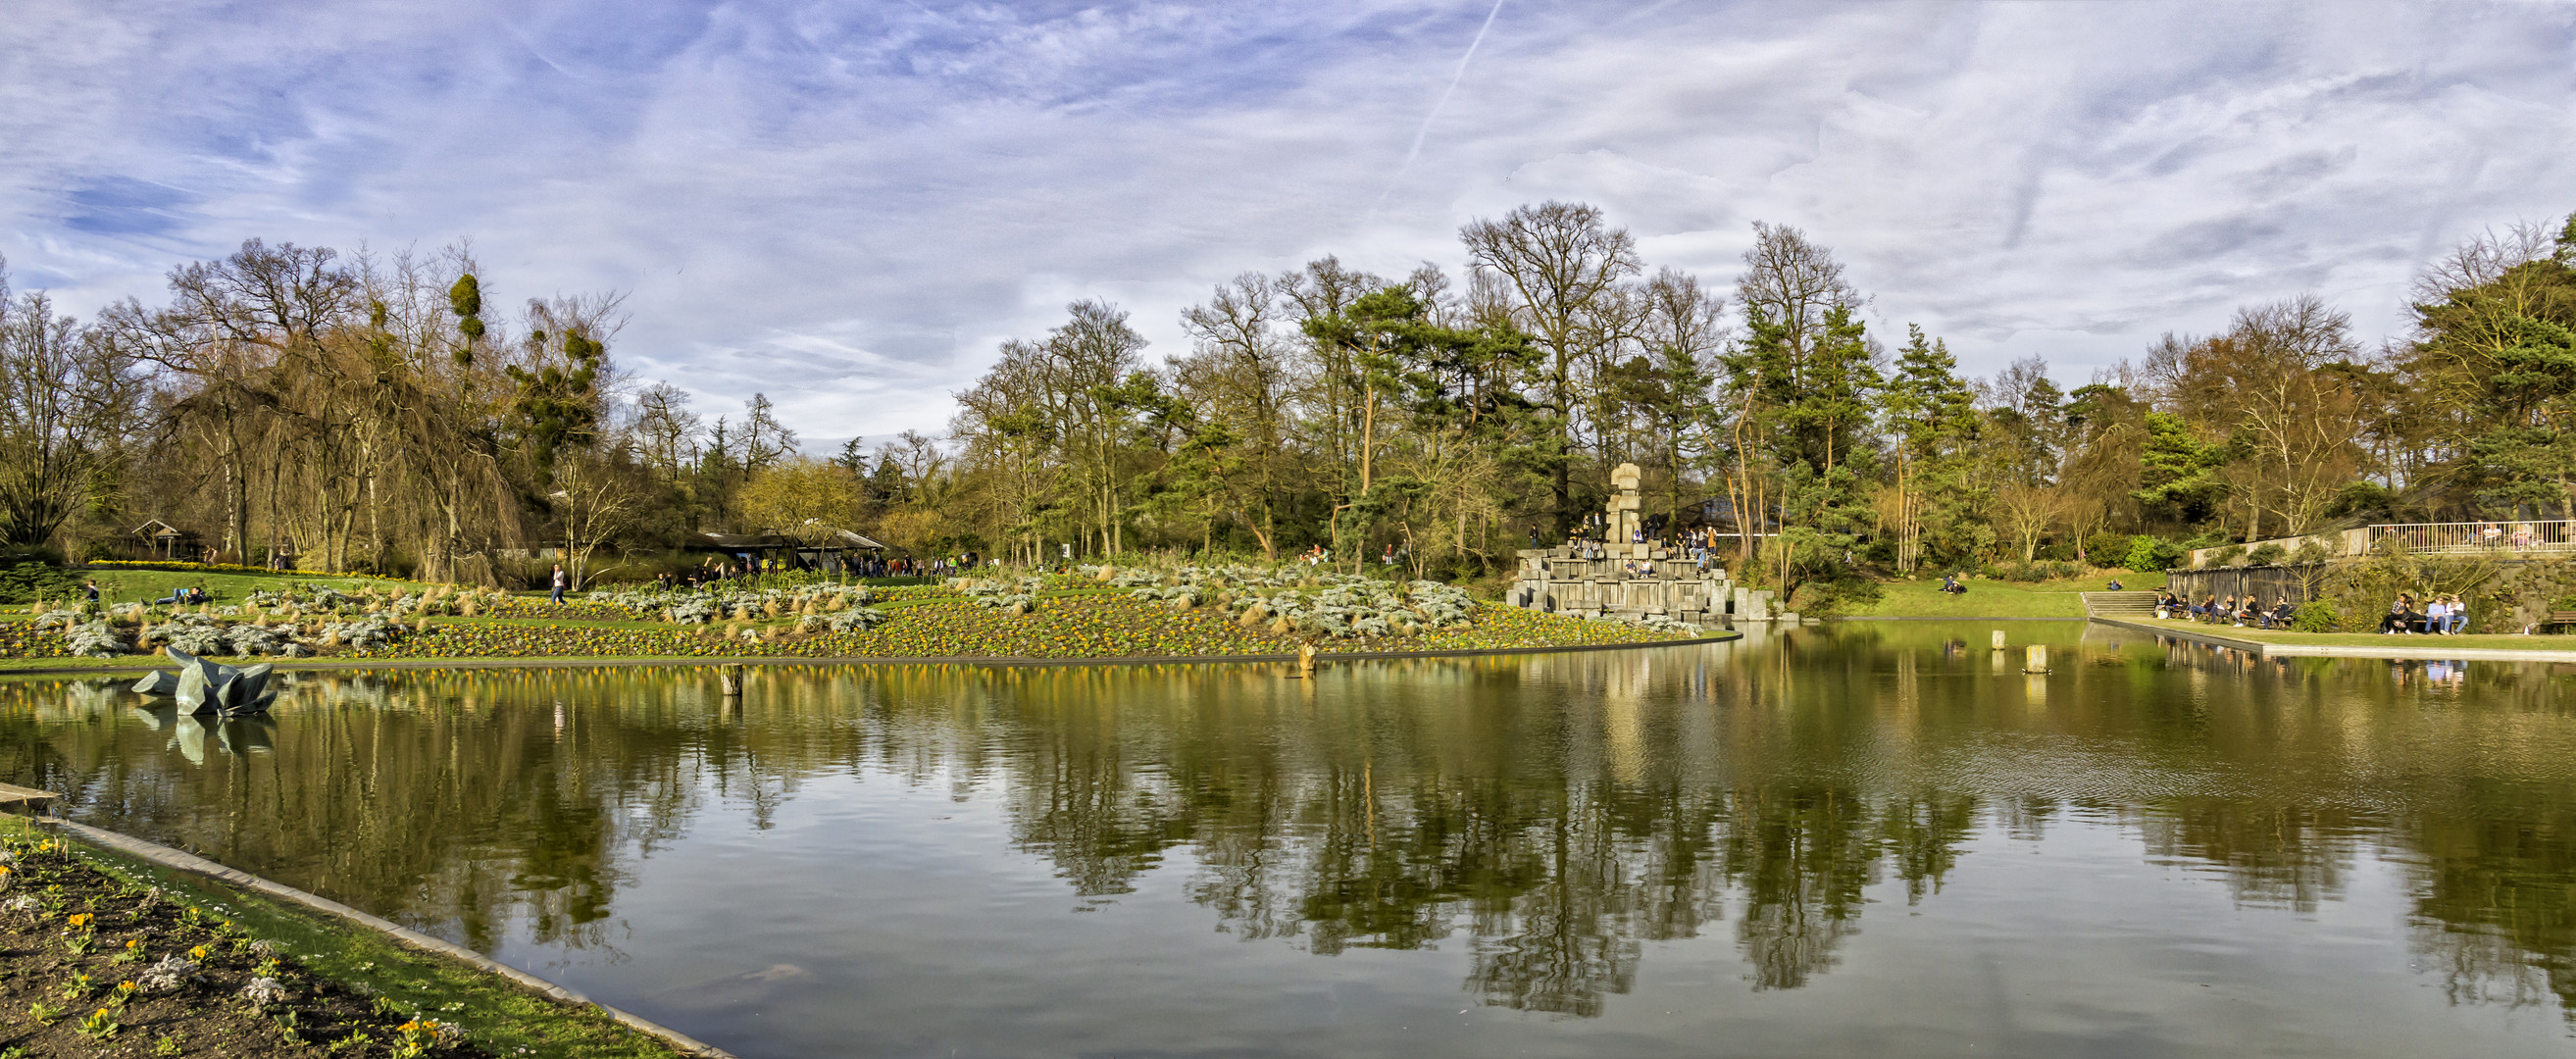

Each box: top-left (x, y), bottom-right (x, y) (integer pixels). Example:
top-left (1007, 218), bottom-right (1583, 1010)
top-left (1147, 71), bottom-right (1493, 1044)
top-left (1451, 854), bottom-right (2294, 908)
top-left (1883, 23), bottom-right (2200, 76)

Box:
top-left (1839, 576), bottom-right (2117, 619)
top-left (0, 816), bottom-right (678, 1058)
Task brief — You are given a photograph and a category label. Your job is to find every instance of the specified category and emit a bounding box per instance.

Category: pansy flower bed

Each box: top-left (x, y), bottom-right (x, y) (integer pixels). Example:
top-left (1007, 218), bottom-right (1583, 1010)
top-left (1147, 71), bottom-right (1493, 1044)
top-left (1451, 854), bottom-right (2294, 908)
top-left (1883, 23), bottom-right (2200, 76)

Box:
top-left (0, 832), bottom-right (480, 1057)
top-left (0, 589), bottom-right (1697, 665)
top-left (382, 595), bottom-right (1692, 660)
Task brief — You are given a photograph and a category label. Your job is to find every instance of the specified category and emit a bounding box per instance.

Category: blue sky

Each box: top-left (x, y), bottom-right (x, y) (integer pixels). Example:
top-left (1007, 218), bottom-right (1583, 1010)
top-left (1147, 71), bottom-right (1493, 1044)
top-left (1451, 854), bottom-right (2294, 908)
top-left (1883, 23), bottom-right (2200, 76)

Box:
top-left (5, 1), bottom-right (2573, 449)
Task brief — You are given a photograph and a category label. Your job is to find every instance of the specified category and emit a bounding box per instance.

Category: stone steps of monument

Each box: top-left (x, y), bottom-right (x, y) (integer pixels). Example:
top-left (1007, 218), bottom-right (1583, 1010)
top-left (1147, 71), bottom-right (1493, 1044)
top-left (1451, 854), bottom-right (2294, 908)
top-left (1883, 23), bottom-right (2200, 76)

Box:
top-left (2082, 591), bottom-right (2163, 618)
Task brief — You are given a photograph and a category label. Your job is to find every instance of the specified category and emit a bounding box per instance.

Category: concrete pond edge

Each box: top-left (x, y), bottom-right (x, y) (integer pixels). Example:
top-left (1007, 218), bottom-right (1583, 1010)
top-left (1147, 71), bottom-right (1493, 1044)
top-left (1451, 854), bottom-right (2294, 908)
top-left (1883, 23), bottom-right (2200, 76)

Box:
top-left (0, 630), bottom-right (1743, 679)
top-left (39, 817), bottom-right (740, 1059)
top-left (2090, 616), bottom-right (2576, 662)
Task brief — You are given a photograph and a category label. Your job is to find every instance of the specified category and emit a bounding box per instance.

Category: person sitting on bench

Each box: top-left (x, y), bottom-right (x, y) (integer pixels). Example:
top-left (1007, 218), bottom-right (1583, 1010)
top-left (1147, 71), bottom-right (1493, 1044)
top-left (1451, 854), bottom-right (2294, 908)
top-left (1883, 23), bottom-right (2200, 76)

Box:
top-left (2381, 593), bottom-right (2419, 634)
top-left (2261, 597), bottom-right (2297, 629)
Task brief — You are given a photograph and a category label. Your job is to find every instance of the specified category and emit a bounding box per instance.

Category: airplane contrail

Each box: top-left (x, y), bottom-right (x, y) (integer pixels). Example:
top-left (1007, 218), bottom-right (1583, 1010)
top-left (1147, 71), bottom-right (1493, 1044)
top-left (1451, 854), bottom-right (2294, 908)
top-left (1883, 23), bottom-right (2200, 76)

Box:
top-left (1376, 0), bottom-right (1508, 208)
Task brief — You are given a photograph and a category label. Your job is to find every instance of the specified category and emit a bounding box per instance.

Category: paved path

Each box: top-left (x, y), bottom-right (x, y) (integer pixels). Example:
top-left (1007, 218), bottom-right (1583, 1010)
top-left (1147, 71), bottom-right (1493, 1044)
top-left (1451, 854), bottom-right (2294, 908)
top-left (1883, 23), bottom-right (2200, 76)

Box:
top-left (2091, 617), bottom-right (2576, 662)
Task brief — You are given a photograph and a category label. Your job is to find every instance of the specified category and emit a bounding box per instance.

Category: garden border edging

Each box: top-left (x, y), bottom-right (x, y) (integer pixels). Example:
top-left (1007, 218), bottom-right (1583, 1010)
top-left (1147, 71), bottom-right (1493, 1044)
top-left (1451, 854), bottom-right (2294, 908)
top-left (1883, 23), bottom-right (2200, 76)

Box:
top-left (40, 818), bottom-right (738, 1059)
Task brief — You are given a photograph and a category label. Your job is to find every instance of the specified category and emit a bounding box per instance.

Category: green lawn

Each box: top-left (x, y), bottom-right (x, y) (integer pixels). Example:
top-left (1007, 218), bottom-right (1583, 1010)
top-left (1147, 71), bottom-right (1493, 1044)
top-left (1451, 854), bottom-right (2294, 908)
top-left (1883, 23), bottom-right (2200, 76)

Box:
top-left (63, 569), bottom-right (429, 607)
top-left (1840, 576), bottom-right (2119, 619)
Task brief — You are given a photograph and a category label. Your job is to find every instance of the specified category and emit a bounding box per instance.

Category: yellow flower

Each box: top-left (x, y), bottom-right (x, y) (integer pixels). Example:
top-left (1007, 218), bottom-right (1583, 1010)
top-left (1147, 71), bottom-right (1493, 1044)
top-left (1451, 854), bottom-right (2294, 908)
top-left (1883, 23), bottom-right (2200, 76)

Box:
top-left (188, 945), bottom-right (209, 960)
top-left (67, 913), bottom-right (92, 928)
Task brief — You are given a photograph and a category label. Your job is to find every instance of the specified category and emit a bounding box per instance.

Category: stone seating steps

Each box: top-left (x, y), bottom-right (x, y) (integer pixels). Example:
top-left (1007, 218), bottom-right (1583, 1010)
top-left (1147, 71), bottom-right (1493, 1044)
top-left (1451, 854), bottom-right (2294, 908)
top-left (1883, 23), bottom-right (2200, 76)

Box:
top-left (2082, 590), bottom-right (2163, 618)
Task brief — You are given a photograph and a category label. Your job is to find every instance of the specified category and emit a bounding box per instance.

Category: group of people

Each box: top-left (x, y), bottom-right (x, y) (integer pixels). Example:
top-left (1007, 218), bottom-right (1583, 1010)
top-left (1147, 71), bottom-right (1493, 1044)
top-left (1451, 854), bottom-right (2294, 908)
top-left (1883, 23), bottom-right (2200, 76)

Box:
top-left (2152, 587), bottom-right (2475, 633)
top-left (2381, 592), bottom-right (2469, 634)
top-left (147, 584), bottom-right (211, 606)
top-left (2157, 589), bottom-right (2299, 629)
top-left (2473, 521), bottom-right (2543, 550)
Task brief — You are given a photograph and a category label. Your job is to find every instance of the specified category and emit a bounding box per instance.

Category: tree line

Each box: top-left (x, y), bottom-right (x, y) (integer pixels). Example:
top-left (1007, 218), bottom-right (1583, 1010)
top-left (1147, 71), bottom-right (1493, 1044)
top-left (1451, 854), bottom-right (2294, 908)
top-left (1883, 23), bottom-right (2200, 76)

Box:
top-left (1, 202), bottom-right (2569, 598)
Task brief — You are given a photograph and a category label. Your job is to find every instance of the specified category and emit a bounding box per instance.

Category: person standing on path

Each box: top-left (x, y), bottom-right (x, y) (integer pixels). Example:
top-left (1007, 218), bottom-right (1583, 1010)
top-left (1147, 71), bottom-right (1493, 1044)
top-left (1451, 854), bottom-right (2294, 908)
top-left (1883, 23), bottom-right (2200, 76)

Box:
top-left (549, 563), bottom-right (569, 604)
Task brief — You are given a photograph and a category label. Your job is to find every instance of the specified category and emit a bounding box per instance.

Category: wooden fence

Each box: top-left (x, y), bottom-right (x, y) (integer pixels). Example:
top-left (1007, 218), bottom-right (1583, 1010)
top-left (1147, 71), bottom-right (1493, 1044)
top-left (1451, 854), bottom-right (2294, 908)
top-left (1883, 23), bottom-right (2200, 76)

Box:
top-left (2162, 565), bottom-right (2322, 605)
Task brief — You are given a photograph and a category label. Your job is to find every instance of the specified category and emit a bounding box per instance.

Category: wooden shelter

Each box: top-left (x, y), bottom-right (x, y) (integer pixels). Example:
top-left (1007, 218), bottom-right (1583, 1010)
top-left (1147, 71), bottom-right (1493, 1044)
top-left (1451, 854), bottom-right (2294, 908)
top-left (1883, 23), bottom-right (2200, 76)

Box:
top-left (130, 519), bottom-right (200, 561)
top-left (688, 530), bottom-right (888, 575)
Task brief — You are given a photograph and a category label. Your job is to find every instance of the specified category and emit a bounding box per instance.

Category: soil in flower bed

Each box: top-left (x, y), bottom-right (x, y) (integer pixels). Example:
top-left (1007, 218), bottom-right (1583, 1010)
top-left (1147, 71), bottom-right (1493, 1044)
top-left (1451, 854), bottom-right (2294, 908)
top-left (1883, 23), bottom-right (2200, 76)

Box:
top-left (0, 831), bottom-right (480, 1057)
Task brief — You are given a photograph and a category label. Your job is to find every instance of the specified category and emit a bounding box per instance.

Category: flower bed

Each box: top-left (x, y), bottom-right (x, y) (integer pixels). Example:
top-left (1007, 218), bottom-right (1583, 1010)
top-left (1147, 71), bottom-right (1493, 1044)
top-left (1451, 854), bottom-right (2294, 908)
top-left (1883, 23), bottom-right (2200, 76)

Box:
top-left (393, 595), bottom-right (1691, 660)
top-left (0, 832), bottom-right (477, 1057)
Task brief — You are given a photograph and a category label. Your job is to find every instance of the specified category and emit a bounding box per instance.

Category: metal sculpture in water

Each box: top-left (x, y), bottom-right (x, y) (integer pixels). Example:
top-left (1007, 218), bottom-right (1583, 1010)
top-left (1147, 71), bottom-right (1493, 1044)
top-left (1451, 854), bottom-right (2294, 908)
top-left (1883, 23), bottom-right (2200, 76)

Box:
top-left (128, 648), bottom-right (278, 718)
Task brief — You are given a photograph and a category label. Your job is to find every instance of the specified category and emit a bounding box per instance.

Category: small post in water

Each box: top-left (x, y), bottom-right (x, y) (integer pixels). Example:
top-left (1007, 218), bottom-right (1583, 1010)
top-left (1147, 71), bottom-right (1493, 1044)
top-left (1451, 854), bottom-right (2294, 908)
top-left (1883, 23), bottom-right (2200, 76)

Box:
top-left (719, 664), bottom-right (745, 697)
top-left (2022, 645), bottom-right (2049, 674)
top-left (1992, 630), bottom-right (2007, 651)
top-left (1297, 644), bottom-right (1317, 678)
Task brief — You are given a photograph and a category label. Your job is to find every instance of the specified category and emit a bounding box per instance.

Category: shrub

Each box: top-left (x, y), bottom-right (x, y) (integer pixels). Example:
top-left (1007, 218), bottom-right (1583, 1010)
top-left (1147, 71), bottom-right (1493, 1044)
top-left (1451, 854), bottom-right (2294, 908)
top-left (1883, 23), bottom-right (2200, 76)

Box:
top-left (2082, 531), bottom-right (2132, 567)
top-left (2248, 542), bottom-right (2288, 565)
top-left (2120, 535), bottom-right (2185, 573)
top-left (0, 556), bottom-right (81, 604)
top-left (1987, 561), bottom-right (2078, 583)
top-left (2291, 541), bottom-right (2331, 566)
top-left (2290, 603), bottom-right (2340, 633)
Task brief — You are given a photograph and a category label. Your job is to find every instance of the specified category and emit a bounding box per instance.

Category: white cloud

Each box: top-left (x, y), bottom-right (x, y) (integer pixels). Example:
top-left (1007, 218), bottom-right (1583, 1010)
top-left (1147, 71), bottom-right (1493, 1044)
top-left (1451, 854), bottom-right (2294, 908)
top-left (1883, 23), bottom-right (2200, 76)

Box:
top-left (3, 0), bottom-right (2571, 447)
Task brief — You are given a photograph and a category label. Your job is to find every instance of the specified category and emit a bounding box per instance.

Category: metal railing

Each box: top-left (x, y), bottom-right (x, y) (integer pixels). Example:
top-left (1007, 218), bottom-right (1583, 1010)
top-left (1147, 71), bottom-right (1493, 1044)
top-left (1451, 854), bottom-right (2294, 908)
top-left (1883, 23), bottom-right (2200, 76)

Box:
top-left (2182, 521), bottom-right (2576, 567)
top-left (2364, 520), bottom-right (2576, 555)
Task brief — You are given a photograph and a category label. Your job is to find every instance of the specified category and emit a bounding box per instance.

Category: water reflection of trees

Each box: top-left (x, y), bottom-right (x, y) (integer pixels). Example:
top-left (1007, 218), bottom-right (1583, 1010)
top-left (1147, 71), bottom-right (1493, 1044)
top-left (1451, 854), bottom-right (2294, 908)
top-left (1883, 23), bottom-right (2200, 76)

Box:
top-left (4, 635), bottom-right (2576, 1019)
top-left (985, 658), bottom-right (1983, 1009)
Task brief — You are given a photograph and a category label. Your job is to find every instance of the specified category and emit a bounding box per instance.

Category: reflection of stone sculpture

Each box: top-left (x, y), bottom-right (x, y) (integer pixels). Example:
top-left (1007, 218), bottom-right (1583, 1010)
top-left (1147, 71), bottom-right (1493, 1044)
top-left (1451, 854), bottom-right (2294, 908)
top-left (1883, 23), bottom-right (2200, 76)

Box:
top-left (133, 648), bottom-right (278, 718)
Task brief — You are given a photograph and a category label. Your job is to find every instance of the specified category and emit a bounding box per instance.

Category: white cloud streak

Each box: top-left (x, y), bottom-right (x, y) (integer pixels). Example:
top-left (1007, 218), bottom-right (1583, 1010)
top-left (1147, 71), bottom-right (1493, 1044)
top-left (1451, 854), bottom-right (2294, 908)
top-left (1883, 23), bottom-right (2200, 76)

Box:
top-left (2, 1), bottom-right (2572, 449)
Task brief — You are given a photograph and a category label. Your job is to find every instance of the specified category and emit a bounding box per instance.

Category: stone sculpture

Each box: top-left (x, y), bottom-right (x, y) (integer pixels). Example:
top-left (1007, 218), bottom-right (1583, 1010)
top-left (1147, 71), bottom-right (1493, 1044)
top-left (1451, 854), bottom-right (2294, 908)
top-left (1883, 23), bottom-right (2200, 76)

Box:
top-left (1507, 462), bottom-right (1752, 626)
top-left (132, 648), bottom-right (278, 718)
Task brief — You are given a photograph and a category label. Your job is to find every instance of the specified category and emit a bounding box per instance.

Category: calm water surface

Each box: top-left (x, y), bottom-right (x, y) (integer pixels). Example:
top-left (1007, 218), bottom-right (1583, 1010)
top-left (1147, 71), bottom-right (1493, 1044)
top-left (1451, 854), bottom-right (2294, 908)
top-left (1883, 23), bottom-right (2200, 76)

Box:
top-left (7, 622), bottom-right (2576, 1057)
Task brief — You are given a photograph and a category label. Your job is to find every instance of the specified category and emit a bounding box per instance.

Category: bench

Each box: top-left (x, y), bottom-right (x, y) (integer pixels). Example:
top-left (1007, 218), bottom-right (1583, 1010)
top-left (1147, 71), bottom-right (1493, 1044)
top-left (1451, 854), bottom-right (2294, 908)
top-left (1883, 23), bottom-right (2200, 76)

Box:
top-left (2538, 610), bottom-right (2576, 632)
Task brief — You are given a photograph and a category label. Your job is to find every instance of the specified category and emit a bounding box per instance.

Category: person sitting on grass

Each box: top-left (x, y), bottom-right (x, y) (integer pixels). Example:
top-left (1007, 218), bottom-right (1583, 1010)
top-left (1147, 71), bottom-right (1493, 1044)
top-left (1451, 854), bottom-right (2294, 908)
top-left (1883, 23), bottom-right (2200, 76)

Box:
top-left (153, 584), bottom-right (208, 606)
top-left (2217, 594), bottom-right (2236, 624)
top-left (2154, 588), bottom-right (2177, 619)
top-left (1940, 573), bottom-right (1967, 595)
top-left (2107, 577), bottom-right (2124, 591)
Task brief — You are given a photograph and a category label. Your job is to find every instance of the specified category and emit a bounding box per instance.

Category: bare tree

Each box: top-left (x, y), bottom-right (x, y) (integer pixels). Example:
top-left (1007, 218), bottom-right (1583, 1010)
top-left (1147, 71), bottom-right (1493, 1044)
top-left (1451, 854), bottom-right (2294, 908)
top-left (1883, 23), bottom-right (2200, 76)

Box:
top-left (1461, 201), bottom-right (1641, 532)
top-left (0, 283), bottom-right (143, 548)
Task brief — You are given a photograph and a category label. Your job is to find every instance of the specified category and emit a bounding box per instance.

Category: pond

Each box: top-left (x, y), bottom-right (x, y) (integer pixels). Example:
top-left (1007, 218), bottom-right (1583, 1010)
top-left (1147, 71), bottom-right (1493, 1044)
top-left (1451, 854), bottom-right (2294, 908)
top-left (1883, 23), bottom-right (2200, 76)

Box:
top-left (6, 621), bottom-right (2576, 1058)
